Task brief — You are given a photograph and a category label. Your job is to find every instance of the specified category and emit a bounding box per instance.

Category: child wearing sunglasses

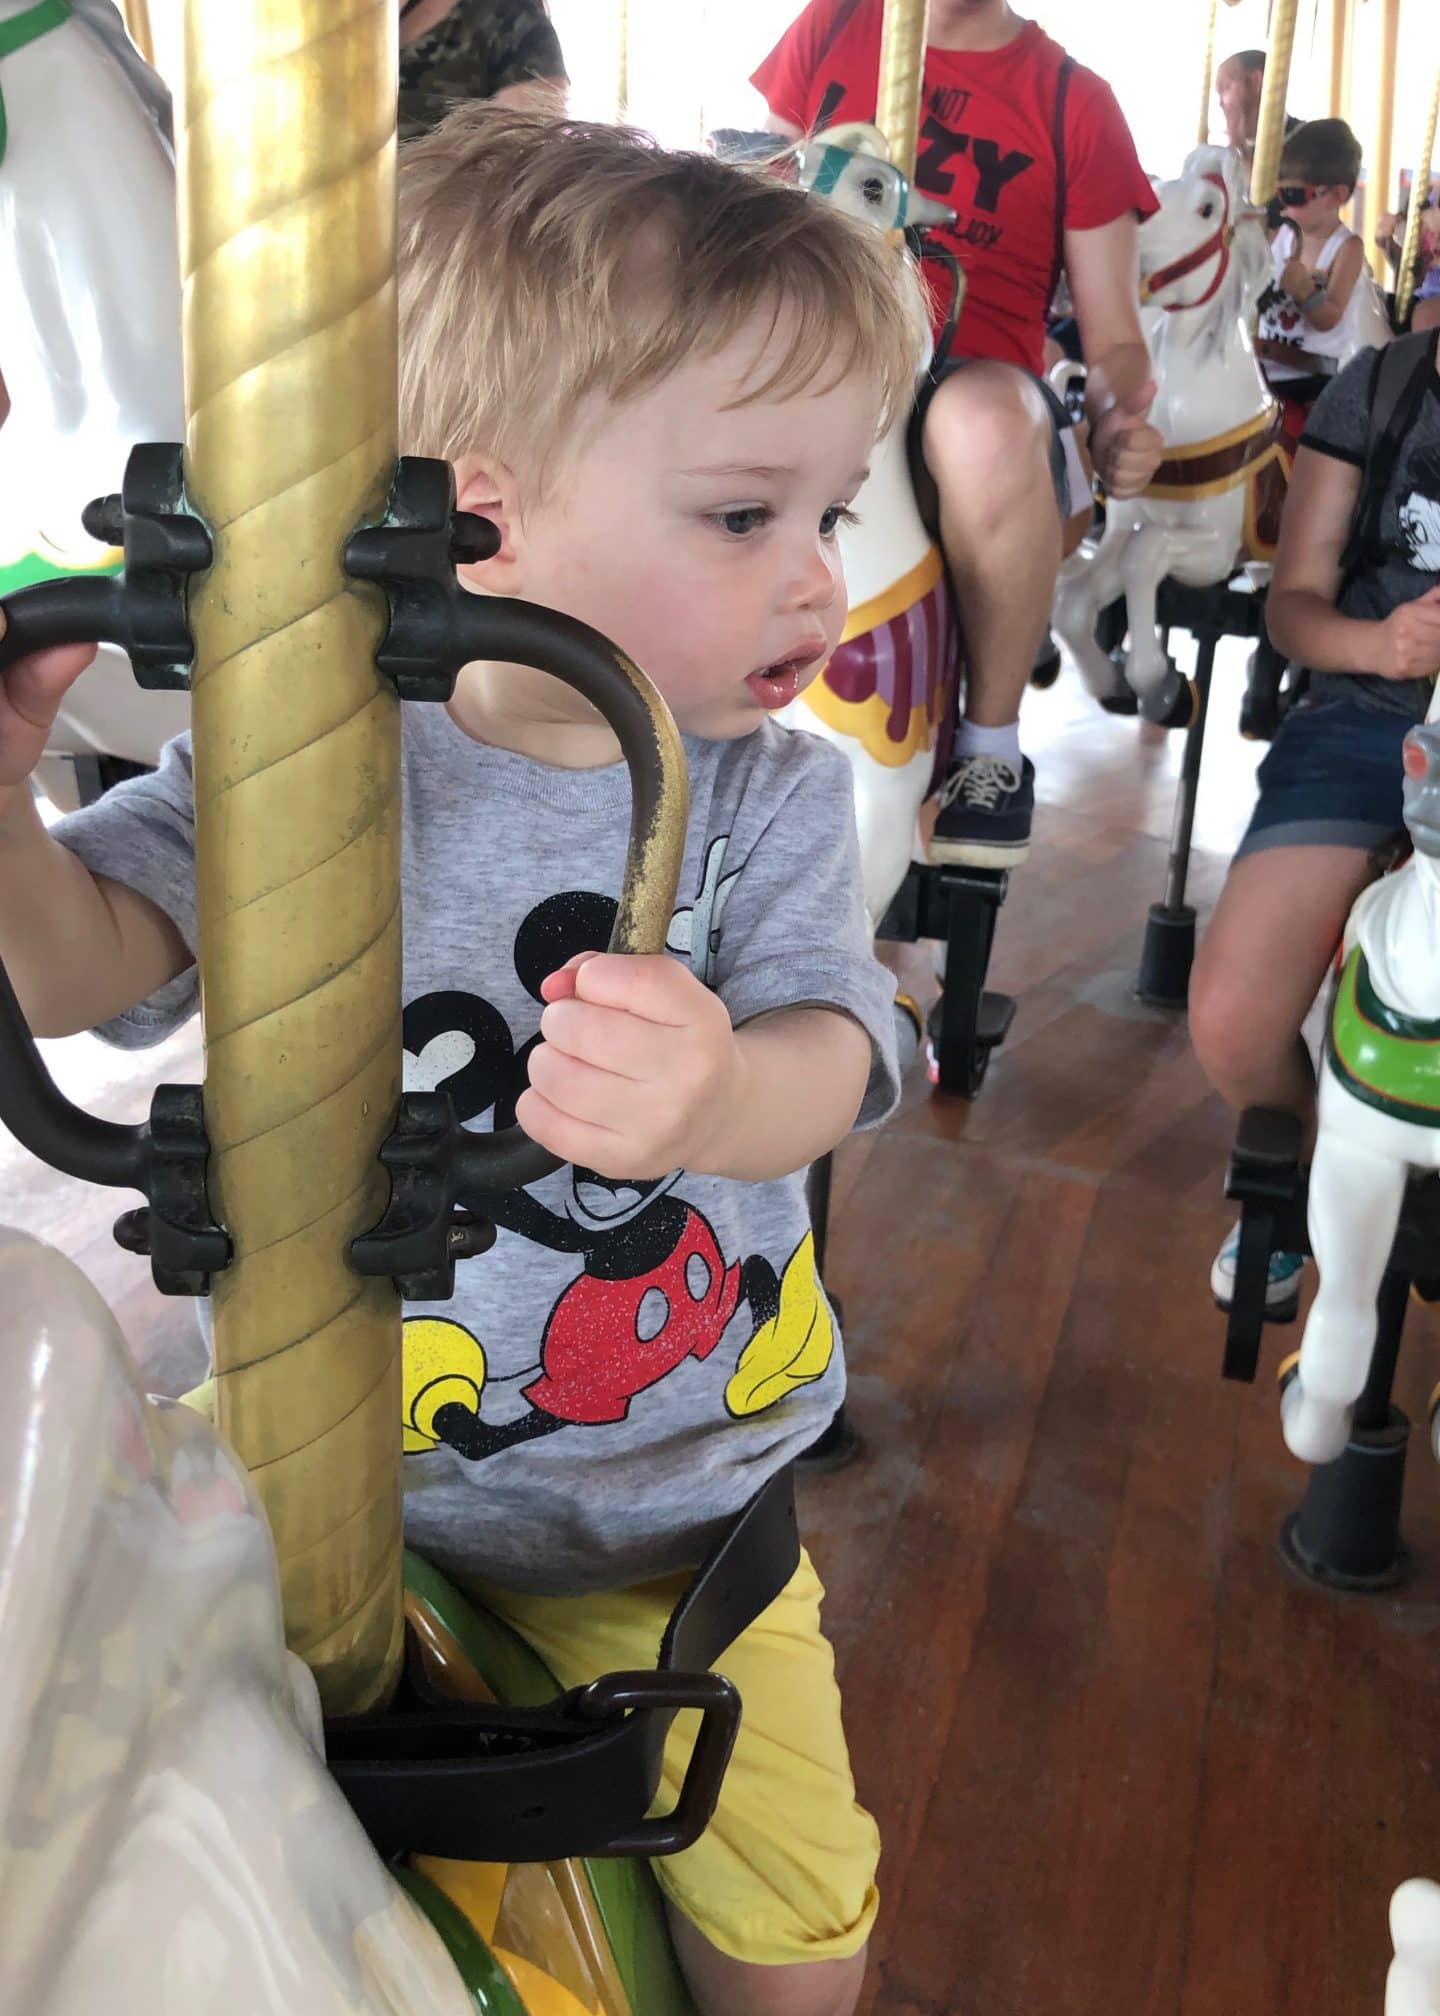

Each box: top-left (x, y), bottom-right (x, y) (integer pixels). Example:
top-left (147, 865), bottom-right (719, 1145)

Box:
top-left (1257, 118), bottom-right (1388, 445)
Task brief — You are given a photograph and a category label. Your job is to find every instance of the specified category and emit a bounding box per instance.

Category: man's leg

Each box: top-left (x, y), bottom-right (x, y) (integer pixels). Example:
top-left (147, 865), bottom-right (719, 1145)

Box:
top-left (923, 359), bottom-right (1063, 868)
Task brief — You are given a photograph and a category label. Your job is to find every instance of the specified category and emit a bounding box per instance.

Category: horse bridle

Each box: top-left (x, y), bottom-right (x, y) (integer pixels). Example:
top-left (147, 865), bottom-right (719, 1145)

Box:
top-left (1140, 173), bottom-right (1234, 312)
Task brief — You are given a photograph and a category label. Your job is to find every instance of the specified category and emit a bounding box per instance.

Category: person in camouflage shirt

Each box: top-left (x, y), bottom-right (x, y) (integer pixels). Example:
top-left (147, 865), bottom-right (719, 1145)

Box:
top-left (398, 0), bottom-right (567, 138)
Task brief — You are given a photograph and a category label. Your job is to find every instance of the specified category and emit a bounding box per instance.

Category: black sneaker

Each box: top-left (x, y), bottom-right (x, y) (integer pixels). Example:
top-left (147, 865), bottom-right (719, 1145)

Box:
top-left (930, 753), bottom-right (1034, 867)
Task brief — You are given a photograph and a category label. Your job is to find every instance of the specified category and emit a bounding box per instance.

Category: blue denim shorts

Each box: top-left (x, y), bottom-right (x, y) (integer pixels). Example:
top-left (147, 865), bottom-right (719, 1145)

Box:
top-left (1235, 697), bottom-right (1413, 860)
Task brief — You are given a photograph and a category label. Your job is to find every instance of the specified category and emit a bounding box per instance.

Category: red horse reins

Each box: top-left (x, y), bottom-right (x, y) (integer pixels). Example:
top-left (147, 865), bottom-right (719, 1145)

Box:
top-left (1141, 173), bottom-right (1234, 312)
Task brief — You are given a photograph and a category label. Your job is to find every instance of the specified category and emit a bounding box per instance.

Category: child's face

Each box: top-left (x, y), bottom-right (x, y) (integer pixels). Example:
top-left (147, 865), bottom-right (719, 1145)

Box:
top-left (1278, 177), bottom-right (1343, 230)
top-left (503, 323), bottom-right (881, 741)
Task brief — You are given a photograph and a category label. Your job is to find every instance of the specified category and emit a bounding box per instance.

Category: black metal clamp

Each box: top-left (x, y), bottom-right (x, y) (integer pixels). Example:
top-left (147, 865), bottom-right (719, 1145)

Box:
top-left (345, 457), bottom-right (686, 1291)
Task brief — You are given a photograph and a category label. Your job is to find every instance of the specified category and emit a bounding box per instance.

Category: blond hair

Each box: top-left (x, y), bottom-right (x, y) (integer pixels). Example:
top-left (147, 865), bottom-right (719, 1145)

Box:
top-left (397, 108), bottom-right (923, 489)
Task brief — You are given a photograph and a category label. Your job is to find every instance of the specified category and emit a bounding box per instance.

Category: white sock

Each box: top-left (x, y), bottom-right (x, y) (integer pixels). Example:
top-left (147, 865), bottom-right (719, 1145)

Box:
top-left (951, 718), bottom-right (1022, 767)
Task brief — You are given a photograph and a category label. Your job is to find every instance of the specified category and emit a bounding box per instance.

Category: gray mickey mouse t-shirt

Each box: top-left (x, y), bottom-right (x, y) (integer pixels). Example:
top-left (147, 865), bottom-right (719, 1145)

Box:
top-left (1301, 338), bottom-right (1440, 720)
top-left (53, 704), bottom-right (899, 1594)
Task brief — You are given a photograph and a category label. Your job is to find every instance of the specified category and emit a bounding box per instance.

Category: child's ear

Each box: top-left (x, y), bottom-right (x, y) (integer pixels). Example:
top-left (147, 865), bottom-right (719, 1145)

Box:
top-left (453, 454), bottom-right (523, 590)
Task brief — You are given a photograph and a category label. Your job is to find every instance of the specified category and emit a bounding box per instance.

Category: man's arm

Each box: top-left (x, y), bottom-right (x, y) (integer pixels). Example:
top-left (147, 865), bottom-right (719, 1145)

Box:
top-left (1065, 213), bottom-right (1163, 499)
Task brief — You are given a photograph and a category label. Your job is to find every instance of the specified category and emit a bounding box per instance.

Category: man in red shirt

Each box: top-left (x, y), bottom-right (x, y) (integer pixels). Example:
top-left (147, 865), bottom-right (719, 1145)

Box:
top-left (754, 0), bottom-right (1163, 867)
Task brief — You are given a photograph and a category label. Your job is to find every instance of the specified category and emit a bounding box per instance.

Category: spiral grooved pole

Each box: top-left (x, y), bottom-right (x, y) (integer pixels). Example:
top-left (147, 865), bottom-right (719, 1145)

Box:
top-left (877, 0), bottom-right (928, 185)
top-left (1250, 0), bottom-right (1299, 206)
top-left (1397, 66), bottom-right (1440, 329)
top-left (1198, 0), bottom-right (1218, 146)
top-left (179, 0), bottom-right (403, 1715)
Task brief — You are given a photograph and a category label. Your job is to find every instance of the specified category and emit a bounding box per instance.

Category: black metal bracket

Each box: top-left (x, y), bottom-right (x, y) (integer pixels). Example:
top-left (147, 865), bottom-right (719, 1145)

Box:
top-left (343, 458), bottom-right (500, 702)
top-left (0, 443), bottom-right (210, 690)
top-left (0, 946), bottom-right (228, 1292)
top-left (877, 860), bottom-right (1013, 1097)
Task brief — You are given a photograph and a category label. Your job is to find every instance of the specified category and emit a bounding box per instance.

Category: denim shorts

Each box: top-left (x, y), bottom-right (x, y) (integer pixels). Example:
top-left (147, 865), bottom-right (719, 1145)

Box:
top-left (1235, 696), bottom-right (1414, 860)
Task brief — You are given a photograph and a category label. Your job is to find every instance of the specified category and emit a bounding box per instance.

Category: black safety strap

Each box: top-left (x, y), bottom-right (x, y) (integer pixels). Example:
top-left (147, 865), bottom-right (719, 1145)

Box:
top-left (1048, 54), bottom-right (1077, 309)
top-left (327, 1464), bottom-right (800, 1864)
top-left (1339, 328), bottom-right (1439, 591)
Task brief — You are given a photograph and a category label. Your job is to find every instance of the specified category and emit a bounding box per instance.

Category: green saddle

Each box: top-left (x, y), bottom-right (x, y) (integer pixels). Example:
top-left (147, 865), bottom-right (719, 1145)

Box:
top-left (1326, 944), bottom-right (1440, 1127)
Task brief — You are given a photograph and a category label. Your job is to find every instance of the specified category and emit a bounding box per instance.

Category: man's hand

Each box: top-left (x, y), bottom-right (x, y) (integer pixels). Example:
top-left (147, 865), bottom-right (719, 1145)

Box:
top-left (0, 608), bottom-right (97, 798)
top-left (1372, 588), bottom-right (1440, 683)
top-left (1088, 373), bottom-right (1164, 501)
top-left (516, 951), bottom-right (742, 1179)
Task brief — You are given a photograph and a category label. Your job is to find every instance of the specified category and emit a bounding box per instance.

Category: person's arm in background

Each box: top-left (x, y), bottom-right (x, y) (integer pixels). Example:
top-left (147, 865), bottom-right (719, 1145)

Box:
top-left (1267, 445), bottom-right (1440, 681)
top-left (1281, 231), bottom-right (1364, 334)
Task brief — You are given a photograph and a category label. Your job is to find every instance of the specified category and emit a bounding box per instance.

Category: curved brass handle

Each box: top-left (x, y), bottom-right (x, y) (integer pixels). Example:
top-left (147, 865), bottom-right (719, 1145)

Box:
top-left (443, 597), bottom-right (690, 1194)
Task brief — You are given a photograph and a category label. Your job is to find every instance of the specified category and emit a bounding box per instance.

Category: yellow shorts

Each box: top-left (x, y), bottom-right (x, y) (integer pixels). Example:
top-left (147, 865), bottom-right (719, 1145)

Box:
top-left (466, 1548), bottom-right (880, 1969)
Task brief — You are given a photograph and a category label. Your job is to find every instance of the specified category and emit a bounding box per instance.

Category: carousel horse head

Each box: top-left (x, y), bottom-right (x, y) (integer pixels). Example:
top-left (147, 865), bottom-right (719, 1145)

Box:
top-left (1138, 144), bottom-right (1270, 328)
top-left (794, 122), bottom-right (954, 234)
top-left (0, 1227), bottom-right (481, 2016)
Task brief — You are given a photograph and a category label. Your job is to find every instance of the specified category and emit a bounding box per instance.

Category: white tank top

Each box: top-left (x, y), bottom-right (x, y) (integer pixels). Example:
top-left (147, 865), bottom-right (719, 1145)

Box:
top-left (1259, 224), bottom-right (1390, 378)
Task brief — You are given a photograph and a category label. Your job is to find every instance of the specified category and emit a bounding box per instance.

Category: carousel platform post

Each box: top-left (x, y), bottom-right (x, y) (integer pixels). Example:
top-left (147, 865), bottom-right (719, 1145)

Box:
top-left (1135, 577), bottom-right (1265, 1007)
top-left (180, 0), bottom-right (404, 1716)
top-left (1222, 1108), bottom-right (1427, 1592)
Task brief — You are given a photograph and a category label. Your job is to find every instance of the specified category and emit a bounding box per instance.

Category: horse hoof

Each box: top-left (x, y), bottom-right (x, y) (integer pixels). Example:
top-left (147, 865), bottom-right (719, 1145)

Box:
top-left (1140, 673), bottom-right (1196, 731)
top-left (1099, 686), bottom-right (1139, 717)
top-left (1281, 1378), bottom-right (1353, 1466)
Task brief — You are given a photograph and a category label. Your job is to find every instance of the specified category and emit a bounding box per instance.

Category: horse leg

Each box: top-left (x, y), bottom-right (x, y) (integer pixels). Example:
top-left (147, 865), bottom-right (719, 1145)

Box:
top-left (1117, 524), bottom-right (1188, 722)
top-left (1284, 1121), bottom-right (1408, 1465)
top-left (1052, 519), bottom-right (1131, 703)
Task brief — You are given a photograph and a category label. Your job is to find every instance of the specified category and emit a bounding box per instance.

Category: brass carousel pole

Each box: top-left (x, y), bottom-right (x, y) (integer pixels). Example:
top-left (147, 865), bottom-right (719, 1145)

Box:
top-left (121, 0), bottom-right (155, 66)
top-left (179, 0), bottom-right (404, 1715)
top-left (1198, 0), bottom-right (1219, 148)
top-left (876, 0), bottom-right (928, 183)
top-left (1369, 0), bottom-right (1402, 255)
top-left (1250, 0), bottom-right (1300, 206)
top-left (1397, 64), bottom-right (1440, 329)
top-left (1327, 0), bottom-right (1352, 121)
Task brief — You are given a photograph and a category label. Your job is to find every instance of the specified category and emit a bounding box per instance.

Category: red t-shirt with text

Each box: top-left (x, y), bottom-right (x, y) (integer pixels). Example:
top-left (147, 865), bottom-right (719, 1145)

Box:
top-left (752, 5), bottom-right (1158, 374)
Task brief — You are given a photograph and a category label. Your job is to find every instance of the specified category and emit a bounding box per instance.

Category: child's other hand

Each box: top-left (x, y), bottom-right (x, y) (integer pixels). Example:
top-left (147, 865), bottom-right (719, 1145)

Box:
top-left (1374, 588), bottom-right (1440, 683)
top-left (0, 608), bottom-right (98, 794)
top-left (1280, 257), bottom-right (1313, 300)
top-left (517, 951), bottom-right (741, 1179)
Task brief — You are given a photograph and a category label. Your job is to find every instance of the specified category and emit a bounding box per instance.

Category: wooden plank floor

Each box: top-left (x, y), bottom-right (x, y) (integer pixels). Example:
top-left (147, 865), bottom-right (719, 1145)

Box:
top-left (4, 647), bottom-right (1438, 2013)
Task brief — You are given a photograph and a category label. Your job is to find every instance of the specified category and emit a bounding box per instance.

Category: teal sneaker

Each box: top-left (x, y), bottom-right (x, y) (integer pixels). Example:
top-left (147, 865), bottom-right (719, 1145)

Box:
top-left (1210, 1222), bottom-right (1305, 1318)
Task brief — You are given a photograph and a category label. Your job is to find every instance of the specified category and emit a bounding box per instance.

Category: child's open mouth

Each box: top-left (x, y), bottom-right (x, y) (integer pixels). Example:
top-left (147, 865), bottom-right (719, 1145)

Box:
top-left (745, 648), bottom-right (821, 711)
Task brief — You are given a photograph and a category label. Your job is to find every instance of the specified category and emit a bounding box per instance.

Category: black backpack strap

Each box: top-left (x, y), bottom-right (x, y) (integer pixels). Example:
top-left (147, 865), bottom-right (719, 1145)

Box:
top-left (811, 0), bottom-right (868, 124)
top-left (1340, 329), bottom-right (1439, 586)
top-left (1048, 54), bottom-right (1077, 307)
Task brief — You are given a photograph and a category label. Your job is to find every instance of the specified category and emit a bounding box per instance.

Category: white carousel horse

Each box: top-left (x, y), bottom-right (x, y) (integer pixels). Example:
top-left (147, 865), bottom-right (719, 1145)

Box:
top-left (1052, 145), bottom-right (1287, 726)
top-left (1389, 1881), bottom-right (1440, 2016)
top-left (777, 123), bottom-right (959, 928)
top-left (0, 1225), bottom-right (479, 2016)
top-left (1280, 718), bottom-right (1440, 1467)
top-left (0, 0), bottom-right (187, 803)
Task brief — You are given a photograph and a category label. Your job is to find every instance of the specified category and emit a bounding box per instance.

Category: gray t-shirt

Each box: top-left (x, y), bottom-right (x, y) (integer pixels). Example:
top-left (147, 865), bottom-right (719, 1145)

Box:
top-left (53, 705), bottom-right (899, 1594)
top-left (1301, 338), bottom-right (1440, 719)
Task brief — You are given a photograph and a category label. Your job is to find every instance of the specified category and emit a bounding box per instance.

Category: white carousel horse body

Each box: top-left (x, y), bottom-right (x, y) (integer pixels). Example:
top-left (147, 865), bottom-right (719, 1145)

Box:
top-left (778, 125), bottom-right (958, 928)
top-left (1389, 1881), bottom-right (1440, 2016)
top-left (1052, 146), bottom-right (1280, 723)
top-left (0, 1226), bottom-right (475, 2016)
top-left (0, 0), bottom-right (188, 802)
top-left (1281, 721), bottom-right (1440, 1466)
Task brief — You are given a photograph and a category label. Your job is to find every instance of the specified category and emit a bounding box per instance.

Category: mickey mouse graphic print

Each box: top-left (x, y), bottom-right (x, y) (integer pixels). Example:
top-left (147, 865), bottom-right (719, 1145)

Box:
top-left (1300, 336), bottom-right (1440, 723)
top-left (51, 705), bottom-right (899, 1595)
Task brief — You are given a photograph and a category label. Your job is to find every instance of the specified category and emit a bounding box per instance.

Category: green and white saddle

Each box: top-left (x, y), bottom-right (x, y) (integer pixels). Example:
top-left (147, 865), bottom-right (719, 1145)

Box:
top-left (1327, 944), bottom-right (1440, 1127)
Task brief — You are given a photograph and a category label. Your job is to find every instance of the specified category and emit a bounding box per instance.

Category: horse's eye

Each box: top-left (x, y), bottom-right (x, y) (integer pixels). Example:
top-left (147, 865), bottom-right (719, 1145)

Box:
top-left (861, 176), bottom-right (885, 204)
top-left (1200, 201), bottom-right (1216, 219)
